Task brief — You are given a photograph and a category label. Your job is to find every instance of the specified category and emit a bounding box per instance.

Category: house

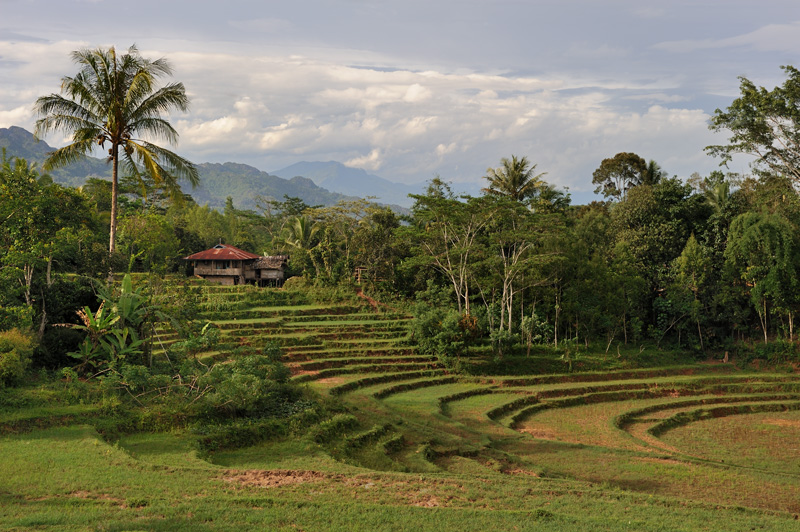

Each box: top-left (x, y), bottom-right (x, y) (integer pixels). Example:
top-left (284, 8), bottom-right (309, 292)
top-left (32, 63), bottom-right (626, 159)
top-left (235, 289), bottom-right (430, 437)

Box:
top-left (183, 244), bottom-right (289, 286)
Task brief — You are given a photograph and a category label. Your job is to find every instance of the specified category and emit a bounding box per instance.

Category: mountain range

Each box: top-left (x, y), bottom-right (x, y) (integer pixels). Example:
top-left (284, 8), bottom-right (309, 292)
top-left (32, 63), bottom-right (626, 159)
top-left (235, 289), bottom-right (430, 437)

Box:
top-left (0, 126), bottom-right (419, 211)
top-left (272, 161), bottom-right (424, 208)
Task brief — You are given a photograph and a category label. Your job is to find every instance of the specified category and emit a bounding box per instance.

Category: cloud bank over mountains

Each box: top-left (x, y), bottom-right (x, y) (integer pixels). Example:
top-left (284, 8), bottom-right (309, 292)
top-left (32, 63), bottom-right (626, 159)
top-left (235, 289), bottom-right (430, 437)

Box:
top-left (1, 1), bottom-right (798, 197)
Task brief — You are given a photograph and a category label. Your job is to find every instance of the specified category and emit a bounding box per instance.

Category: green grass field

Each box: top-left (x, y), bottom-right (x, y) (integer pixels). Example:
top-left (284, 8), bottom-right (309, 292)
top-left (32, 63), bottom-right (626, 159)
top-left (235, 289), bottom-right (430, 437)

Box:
top-left (2, 284), bottom-right (799, 531)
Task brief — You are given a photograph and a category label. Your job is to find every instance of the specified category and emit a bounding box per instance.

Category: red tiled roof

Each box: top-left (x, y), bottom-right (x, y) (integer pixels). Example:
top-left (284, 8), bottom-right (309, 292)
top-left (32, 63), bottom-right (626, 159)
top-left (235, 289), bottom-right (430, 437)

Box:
top-left (183, 245), bottom-right (262, 261)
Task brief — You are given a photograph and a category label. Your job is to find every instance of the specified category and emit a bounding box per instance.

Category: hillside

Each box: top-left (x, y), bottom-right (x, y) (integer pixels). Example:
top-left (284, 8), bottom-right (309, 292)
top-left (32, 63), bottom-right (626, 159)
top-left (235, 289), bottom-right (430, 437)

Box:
top-left (0, 127), bottom-right (357, 210)
top-left (190, 162), bottom-right (357, 210)
top-left (0, 125), bottom-right (110, 187)
top-left (2, 282), bottom-right (799, 531)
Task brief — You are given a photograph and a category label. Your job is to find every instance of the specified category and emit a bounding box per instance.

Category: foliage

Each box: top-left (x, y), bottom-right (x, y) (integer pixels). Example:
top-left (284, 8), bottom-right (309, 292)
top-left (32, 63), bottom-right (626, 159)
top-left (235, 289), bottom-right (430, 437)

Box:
top-left (34, 45), bottom-right (199, 253)
top-left (724, 211), bottom-right (800, 342)
top-left (409, 281), bottom-right (472, 367)
top-left (482, 154), bottom-right (547, 202)
top-left (0, 329), bottom-right (35, 386)
top-left (68, 274), bottom-right (162, 373)
top-left (592, 152), bottom-right (647, 199)
top-left (707, 65), bottom-right (800, 183)
top-left (195, 353), bottom-right (295, 419)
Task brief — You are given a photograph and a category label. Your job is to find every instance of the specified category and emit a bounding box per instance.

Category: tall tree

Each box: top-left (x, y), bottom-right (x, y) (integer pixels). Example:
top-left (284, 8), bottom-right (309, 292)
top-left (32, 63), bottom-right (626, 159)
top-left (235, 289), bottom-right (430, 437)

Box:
top-left (707, 65), bottom-right (800, 183)
top-left (34, 45), bottom-right (199, 255)
top-left (483, 155), bottom-right (546, 202)
top-left (592, 152), bottom-right (647, 200)
top-left (724, 211), bottom-right (800, 342)
top-left (410, 180), bottom-right (494, 315)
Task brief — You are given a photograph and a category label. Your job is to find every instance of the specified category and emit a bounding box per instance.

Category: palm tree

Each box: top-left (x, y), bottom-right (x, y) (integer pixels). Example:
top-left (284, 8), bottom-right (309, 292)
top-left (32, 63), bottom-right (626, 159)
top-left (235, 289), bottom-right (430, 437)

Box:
top-left (34, 45), bottom-right (199, 254)
top-left (277, 215), bottom-right (319, 250)
top-left (642, 160), bottom-right (667, 186)
top-left (483, 155), bottom-right (547, 202)
top-left (704, 180), bottom-right (731, 215)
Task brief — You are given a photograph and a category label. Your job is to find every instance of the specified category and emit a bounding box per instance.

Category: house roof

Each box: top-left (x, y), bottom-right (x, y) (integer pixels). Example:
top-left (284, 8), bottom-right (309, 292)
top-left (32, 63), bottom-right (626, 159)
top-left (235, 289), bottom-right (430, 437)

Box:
top-left (183, 244), bottom-right (262, 261)
top-left (252, 255), bottom-right (289, 269)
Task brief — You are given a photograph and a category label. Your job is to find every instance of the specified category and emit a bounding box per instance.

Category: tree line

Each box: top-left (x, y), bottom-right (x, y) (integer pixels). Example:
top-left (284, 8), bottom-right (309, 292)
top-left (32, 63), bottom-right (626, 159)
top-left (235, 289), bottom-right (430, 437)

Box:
top-left (3, 47), bottom-right (800, 376)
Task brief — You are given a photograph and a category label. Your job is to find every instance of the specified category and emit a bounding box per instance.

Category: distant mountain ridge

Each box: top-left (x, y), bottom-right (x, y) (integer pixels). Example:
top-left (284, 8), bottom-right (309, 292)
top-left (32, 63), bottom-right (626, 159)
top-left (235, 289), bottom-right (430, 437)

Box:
top-left (190, 162), bottom-right (358, 210)
top-left (0, 125), bottom-right (110, 187)
top-left (272, 161), bottom-right (424, 208)
top-left (0, 126), bottom-right (357, 210)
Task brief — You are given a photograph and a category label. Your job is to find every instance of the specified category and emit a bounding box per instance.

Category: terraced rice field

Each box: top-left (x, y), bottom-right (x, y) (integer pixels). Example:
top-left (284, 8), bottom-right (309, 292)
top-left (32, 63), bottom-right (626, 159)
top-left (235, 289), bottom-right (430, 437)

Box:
top-left (189, 287), bottom-right (800, 516)
top-left (4, 285), bottom-right (800, 530)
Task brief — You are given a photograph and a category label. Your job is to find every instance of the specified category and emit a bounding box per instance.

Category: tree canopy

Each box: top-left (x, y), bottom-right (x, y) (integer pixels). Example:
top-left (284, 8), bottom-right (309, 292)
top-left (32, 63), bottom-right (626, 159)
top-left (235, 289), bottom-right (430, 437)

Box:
top-left (707, 65), bottom-right (800, 183)
top-left (592, 152), bottom-right (647, 200)
top-left (482, 155), bottom-right (546, 202)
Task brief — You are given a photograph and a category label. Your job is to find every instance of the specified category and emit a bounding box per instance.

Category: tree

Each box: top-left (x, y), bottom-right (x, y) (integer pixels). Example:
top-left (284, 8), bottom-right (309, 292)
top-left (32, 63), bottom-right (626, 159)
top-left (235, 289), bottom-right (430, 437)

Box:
top-left (475, 197), bottom-right (561, 336)
top-left (34, 45), bottom-right (199, 256)
top-left (668, 234), bottom-right (711, 349)
top-left (275, 215), bottom-right (320, 277)
top-left (410, 180), bottom-right (494, 315)
top-left (352, 207), bottom-right (404, 288)
top-left (592, 152), bottom-right (647, 200)
top-left (724, 212), bottom-right (800, 342)
top-left (483, 155), bottom-right (547, 202)
top-left (0, 155), bottom-right (89, 334)
top-left (643, 160), bottom-right (667, 186)
top-left (611, 178), bottom-right (710, 291)
top-left (707, 66), bottom-right (800, 183)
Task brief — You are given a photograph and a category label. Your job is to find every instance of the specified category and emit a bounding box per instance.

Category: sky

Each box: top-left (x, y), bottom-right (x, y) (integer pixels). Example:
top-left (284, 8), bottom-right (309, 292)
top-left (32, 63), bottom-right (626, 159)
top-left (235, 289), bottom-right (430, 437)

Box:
top-left (2, 0), bottom-right (800, 203)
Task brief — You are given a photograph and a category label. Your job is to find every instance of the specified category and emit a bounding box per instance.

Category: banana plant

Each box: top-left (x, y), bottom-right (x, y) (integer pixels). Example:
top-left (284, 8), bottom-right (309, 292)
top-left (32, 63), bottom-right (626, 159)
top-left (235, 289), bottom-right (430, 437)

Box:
top-left (68, 303), bottom-right (119, 373)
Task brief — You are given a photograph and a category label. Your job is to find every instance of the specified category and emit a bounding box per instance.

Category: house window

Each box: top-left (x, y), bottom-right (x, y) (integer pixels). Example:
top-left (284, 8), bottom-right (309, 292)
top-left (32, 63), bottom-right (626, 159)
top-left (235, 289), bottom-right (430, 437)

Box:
top-left (215, 261), bottom-right (230, 270)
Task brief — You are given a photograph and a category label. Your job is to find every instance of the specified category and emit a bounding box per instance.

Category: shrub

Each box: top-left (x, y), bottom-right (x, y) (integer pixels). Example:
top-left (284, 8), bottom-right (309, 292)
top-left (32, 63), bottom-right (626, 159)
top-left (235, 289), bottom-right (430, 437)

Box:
top-left (754, 339), bottom-right (799, 364)
top-left (0, 329), bottom-right (35, 386)
top-left (196, 355), bottom-right (296, 419)
top-left (310, 413), bottom-right (358, 443)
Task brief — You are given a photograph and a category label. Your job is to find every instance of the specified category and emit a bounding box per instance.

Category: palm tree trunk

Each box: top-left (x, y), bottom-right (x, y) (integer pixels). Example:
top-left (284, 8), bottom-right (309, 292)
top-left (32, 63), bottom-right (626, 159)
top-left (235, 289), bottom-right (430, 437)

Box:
top-left (109, 147), bottom-right (119, 254)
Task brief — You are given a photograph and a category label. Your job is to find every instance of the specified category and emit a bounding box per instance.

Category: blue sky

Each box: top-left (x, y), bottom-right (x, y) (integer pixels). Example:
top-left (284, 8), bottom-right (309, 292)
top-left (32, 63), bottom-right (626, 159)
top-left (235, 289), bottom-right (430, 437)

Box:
top-left (1, 0), bottom-right (799, 202)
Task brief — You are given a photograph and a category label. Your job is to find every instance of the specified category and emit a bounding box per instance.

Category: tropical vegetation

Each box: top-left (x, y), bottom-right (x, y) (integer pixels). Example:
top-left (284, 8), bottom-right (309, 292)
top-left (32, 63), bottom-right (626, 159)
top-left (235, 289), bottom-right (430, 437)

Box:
top-left (1, 52), bottom-right (800, 530)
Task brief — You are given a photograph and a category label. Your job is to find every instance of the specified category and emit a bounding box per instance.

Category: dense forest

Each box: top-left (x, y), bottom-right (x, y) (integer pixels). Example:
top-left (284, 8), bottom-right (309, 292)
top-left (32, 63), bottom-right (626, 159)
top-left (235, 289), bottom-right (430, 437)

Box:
top-left (1, 138), bottom-right (799, 379)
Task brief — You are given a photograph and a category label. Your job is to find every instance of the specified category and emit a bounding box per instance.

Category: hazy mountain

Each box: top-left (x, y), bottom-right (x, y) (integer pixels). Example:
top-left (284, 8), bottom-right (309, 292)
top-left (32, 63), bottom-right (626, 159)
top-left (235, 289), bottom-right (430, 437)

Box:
top-left (273, 161), bottom-right (424, 208)
top-left (190, 162), bottom-right (356, 210)
top-left (0, 126), bottom-right (355, 210)
top-left (0, 125), bottom-right (110, 187)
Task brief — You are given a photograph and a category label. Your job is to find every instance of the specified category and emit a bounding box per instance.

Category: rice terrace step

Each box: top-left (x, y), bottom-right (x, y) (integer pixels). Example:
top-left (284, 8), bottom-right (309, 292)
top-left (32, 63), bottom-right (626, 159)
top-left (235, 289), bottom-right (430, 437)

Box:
top-left (4, 280), bottom-right (800, 530)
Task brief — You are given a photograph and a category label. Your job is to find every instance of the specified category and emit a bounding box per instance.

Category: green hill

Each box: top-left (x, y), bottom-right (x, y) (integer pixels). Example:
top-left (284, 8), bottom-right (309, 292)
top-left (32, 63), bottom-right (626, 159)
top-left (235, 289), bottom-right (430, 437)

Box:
top-left (0, 126), bottom-right (356, 209)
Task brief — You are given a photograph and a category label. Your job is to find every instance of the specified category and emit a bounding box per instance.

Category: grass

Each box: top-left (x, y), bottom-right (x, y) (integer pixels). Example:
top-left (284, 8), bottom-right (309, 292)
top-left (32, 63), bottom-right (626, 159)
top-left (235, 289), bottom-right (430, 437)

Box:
top-left (3, 282), bottom-right (800, 530)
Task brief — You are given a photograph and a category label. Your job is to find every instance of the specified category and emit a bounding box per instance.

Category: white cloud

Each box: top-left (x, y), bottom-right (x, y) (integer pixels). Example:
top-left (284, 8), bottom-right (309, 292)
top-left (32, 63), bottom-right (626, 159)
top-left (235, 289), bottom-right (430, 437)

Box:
top-left (436, 142), bottom-right (457, 157)
top-left (403, 83), bottom-right (432, 102)
top-left (179, 116), bottom-right (249, 147)
top-left (0, 106), bottom-right (32, 129)
top-left (345, 149), bottom-right (382, 171)
top-left (0, 1), bottom-right (781, 199)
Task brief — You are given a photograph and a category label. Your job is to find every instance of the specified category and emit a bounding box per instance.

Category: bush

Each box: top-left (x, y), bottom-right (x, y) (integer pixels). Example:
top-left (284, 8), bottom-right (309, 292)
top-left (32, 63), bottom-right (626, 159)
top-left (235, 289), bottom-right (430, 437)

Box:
top-left (196, 355), bottom-right (296, 419)
top-left (409, 281), bottom-right (472, 367)
top-left (310, 413), bottom-right (358, 443)
top-left (0, 329), bottom-right (35, 386)
top-left (753, 340), bottom-right (799, 365)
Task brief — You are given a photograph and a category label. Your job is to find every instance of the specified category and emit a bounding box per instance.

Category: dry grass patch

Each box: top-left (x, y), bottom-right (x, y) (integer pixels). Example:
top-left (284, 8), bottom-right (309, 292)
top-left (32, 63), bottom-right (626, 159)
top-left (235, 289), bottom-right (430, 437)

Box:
top-left (222, 469), bottom-right (332, 488)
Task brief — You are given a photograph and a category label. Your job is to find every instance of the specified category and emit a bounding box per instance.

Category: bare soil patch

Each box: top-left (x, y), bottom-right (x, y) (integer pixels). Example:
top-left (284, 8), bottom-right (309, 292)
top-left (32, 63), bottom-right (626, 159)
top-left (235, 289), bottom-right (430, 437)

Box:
top-left (316, 376), bottom-right (346, 385)
top-left (222, 469), bottom-right (332, 488)
top-left (519, 428), bottom-right (559, 440)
